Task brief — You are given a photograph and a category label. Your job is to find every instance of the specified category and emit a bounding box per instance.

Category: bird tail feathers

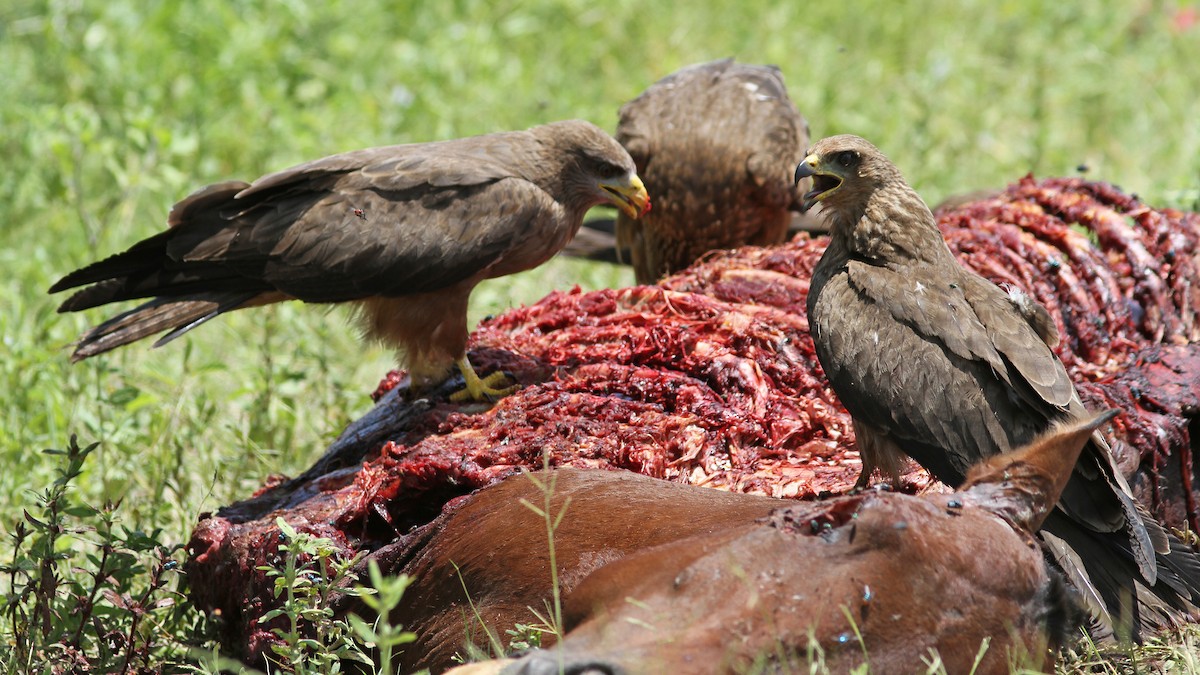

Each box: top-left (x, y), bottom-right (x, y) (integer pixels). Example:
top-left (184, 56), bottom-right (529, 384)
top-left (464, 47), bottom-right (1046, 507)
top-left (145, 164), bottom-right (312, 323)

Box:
top-left (1041, 511), bottom-right (1200, 642)
top-left (48, 180), bottom-right (250, 300)
top-left (48, 231), bottom-right (173, 297)
top-left (68, 291), bottom-right (261, 361)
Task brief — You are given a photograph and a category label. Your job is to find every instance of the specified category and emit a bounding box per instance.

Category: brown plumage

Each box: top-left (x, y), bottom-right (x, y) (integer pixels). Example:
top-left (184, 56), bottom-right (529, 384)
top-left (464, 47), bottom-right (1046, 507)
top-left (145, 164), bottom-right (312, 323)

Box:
top-left (797, 134), bottom-right (1200, 639)
top-left (50, 120), bottom-right (649, 400)
top-left (614, 58), bottom-right (809, 283)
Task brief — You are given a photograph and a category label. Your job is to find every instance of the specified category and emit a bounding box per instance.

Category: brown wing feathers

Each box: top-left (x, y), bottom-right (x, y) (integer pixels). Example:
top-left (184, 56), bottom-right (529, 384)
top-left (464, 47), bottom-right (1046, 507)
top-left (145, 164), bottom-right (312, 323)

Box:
top-left (51, 120), bottom-right (647, 377)
top-left (801, 134), bottom-right (1200, 638)
top-left (614, 59), bottom-right (807, 283)
top-left (49, 180), bottom-right (282, 359)
top-left (49, 153), bottom-right (498, 359)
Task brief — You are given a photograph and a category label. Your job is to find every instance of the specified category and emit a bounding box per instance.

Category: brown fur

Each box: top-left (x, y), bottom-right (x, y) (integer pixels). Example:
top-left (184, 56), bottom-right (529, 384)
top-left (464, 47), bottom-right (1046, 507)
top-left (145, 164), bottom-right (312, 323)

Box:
top-left (354, 415), bottom-right (1108, 673)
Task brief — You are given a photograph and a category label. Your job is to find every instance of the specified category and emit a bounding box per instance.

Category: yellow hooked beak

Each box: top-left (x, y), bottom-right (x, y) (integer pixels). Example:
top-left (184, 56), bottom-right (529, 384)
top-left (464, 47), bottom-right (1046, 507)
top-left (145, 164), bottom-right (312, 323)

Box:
top-left (601, 174), bottom-right (651, 220)
top-left (794, 153), bottom-right (844, 212)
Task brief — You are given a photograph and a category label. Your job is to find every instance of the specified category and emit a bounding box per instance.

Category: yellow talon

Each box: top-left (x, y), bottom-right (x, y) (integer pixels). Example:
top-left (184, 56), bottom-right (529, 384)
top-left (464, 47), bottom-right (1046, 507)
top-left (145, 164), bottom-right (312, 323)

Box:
top-left (449, 355), bottom-right (518, 402)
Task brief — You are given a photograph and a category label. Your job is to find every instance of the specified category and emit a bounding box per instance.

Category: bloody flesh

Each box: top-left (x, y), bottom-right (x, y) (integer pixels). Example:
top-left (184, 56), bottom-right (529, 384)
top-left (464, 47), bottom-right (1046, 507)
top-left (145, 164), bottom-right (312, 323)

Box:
top-left (187, 177), bottom-right (1200, 661)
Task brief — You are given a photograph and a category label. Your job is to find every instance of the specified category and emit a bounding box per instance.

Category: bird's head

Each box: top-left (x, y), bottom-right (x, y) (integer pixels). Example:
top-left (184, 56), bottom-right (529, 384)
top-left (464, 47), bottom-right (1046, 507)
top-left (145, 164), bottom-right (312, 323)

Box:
top-left (793, 135), bottom-right (900, 213)
top-left (539, 120), bottom-right (651, 220)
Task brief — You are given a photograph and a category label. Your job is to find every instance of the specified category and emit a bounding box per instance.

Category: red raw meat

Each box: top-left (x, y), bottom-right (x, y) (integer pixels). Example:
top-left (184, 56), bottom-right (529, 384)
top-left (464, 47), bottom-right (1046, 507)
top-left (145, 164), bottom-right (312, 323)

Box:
top-left (186, 177), bottom-right (1200, 661)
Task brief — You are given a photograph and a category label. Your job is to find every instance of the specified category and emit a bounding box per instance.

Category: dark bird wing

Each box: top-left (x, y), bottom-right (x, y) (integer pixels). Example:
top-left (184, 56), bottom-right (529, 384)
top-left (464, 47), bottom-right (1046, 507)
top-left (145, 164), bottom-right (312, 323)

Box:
top-left (802, 133), bottom-right (1200, 638)
top-left (177, 143), bottom-right (555, 300)
top-left (811, 259), bottom-right (1043, 482)
top-left (614, 59), bottom-right (808, 283)
top-left (50, 139), bottom-right (560, 358)
top-left (837, 259), bottom-right (1150, 534)
top-left (812, 254), bottom-right (1172, 627)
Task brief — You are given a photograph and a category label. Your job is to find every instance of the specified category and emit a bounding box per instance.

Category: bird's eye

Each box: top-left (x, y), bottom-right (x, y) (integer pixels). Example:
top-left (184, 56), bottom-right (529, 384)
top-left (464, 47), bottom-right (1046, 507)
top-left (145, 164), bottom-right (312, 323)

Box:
top-left (592, 159), bottom-right (626, 179)
top-left (836, 151), bottom-right (859, 168)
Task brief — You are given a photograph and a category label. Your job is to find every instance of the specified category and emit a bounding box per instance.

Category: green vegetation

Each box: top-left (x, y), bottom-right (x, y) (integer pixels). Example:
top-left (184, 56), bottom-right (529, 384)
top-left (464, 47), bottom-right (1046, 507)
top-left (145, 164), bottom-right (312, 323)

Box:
top-left (2, 0), bottom-right (1199, 671)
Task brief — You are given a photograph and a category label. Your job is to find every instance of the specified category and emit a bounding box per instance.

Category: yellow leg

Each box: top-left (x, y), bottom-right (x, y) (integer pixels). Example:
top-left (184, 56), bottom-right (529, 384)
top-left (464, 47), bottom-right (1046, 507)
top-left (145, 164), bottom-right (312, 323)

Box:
top-left (448, 355), bottom-right (517, 402)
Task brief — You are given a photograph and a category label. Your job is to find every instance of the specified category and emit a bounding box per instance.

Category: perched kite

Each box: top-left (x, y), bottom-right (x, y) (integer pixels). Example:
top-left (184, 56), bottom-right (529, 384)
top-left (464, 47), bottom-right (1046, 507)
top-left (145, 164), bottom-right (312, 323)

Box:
top-left (614, 58), bottom-right (809, 283)
top-left (796, 134), bottom-right (1200, 637)
top-left (50, 120), bottom-right (649, 400)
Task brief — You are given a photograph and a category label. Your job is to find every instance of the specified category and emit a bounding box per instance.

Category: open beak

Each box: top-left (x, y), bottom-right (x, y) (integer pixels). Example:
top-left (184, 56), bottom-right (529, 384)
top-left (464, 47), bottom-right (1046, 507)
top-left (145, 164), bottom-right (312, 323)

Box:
top-left (602, 174), bottom-right (651, 220)
top-left (794, 154), bottom-right (842, 212)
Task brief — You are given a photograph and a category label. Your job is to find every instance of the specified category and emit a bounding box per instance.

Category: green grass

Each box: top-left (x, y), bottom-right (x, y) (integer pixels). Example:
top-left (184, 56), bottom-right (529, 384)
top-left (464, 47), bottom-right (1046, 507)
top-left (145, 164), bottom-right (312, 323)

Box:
top-left (2, 0), bottom-right (1199, 670)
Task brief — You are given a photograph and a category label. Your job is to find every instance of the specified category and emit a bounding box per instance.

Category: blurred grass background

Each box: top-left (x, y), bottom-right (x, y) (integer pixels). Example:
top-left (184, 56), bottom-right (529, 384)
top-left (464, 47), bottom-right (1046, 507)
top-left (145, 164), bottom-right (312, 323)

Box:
top-left (2, 0), bottom-right (1199, 668)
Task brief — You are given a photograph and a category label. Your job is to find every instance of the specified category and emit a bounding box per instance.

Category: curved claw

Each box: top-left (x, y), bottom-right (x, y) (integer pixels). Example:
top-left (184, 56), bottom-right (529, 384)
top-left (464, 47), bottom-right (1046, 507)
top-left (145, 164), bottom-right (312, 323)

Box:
top-left (449, 356), bottom-right (518, 402)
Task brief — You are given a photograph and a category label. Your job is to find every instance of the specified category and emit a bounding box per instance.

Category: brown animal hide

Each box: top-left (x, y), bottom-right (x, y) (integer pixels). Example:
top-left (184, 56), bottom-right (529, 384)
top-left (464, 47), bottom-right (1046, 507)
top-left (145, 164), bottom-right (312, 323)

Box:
top-left (185, 178), bottom-right (1200, 664)
top-left (404, 415), bottom-right (1107, 674)
top-left (360, 470), bottom-right (783, 672)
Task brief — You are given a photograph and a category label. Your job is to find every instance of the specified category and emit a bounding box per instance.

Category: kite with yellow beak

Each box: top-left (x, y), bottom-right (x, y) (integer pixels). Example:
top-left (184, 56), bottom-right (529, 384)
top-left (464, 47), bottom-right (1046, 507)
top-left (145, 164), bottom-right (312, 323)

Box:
top-left (794, 150), bottom-right (855, 212)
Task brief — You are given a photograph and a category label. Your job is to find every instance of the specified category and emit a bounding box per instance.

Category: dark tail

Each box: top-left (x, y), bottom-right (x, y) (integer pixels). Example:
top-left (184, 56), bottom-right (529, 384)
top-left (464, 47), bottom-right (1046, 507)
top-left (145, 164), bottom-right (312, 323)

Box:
top-left (50, 181), bottom-right (250, 297)
top-left (1041, 509), bottom-right (1200, 642)
top-left (48, 231), bottom-right (174, 299)
top-left (67, 291), bottom-right (261, 361)
top-left (50, 180), bottom-right (270, 360)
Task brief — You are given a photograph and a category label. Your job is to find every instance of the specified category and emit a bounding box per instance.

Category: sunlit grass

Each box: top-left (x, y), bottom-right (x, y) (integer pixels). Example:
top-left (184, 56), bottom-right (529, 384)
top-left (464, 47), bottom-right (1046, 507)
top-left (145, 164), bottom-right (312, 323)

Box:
top-left (2, 0), bottom-right (1198, 670)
